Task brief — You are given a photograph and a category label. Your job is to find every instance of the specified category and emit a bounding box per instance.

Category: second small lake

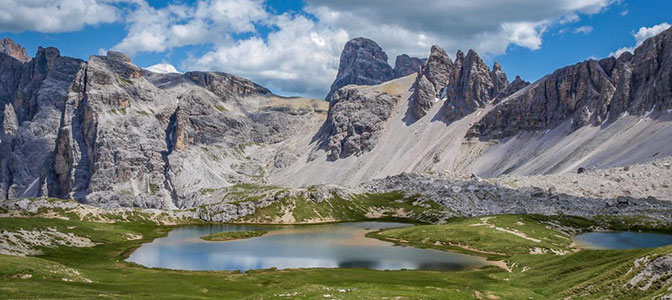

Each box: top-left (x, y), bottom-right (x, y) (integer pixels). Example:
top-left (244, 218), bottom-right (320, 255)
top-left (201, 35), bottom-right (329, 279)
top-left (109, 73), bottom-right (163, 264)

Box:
top-left (126, 222), bottom-right (490, 272)
top-left (574, 231), bottom-right (672, 249)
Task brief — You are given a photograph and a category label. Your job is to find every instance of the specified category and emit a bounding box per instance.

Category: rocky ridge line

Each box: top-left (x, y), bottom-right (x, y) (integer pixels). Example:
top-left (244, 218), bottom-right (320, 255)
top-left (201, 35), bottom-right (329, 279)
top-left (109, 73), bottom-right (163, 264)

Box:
top-left (468, 27), bottom-right (672, 140)
top-left (409, 46), bottom-right (530, 121)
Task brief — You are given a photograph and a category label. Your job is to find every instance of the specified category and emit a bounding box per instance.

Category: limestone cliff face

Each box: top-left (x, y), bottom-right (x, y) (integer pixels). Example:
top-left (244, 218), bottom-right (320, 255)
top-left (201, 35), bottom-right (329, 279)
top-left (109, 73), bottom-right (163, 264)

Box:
top-left (320, 86), bottom-right (400, 161)
top-left (443, 50), bottom-right (497, 121)
top-left (0, 47), bottom-right (86, 201)
top-left (184, 71), bottom-right (271, 99)
top-left (0, 38), bottom-right (30, 63)
top-left (326, 38), bottom-right (394, 100)
top-left (321, 43), bottom-right (529, 161)
top-left (409, 45), bottom-right (453, 119)
top-left (2, 28), bottom-right (672, 206)
top-left (468, 27), bottom-right (672, 140)
top-left (0, 43), bottom-right (327, 208)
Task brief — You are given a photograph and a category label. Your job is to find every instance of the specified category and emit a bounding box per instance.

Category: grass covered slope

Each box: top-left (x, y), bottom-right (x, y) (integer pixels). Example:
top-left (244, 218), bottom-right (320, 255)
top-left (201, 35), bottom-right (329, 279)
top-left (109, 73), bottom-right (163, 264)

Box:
top-left (201, 230), bottom-right (267, 241)
top-left (369, 215), bottom-right (672, 299)
top-left (369, 215), bottom-right (587, 257)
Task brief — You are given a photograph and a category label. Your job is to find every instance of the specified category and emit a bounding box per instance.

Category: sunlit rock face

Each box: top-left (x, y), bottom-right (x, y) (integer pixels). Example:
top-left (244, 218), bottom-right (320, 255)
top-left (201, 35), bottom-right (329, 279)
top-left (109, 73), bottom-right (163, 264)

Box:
top-left (0, 38), bottom-right (30, 63)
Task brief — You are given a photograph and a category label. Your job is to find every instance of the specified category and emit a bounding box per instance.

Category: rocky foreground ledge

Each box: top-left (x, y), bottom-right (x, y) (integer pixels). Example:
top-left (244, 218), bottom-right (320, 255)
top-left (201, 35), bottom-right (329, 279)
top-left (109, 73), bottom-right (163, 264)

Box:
top-left (363, 173), bottom-right (672, 221)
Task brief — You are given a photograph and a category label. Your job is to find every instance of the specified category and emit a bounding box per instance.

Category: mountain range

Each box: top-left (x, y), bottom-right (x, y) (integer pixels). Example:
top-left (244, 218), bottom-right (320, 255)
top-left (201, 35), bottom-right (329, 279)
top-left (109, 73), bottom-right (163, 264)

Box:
top-left (1, 27), bottom-right (671, 210)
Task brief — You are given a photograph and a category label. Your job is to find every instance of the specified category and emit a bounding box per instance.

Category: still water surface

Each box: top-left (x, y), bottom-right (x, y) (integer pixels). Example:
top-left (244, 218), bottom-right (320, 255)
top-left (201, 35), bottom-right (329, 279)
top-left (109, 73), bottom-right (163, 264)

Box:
top-left (127, 222), bottom-right (489, 272)
top-left (574, 231), bottom-right (672, 249)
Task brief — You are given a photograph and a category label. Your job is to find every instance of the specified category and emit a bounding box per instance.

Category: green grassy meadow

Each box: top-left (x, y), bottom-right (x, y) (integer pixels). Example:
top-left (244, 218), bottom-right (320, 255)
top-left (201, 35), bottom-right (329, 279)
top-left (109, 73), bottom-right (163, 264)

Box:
top-left (1, 198), bottom-right (671, 299)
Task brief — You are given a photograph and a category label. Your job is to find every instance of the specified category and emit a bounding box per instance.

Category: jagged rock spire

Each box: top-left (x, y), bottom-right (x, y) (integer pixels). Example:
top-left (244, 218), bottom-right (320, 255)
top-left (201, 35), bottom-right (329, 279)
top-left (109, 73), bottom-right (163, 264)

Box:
top-left (326, 37), bottom-right (394, 100)
top-left (408, 45), bottom-right (453, 119)
top-left (408, 46), bottom-right (528, 121)
top-left (491, 61), bottom-right (508, 96)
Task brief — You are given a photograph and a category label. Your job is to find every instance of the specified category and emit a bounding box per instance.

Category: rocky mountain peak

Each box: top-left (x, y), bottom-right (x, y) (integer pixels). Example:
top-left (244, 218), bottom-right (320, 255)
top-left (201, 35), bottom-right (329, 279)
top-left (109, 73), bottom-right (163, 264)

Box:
top-left (443, 49), bottom-right (498, 121)
top-left (408, 46), bottom-right (529, 121)
top-left (455, 50), bottom-right (465, 64)
top-left (491, 61), bottom-right (508, 96)
top-left (423, 45), bottom-right (453, 86)
top-left (393, 54), bottom-right (426, 79)
top-left (184, 71), bottom-right (271, 99)
top-left (492, 61), bottom-right (502, 72)
top-left (463, 49), bottom-right (488, 71)
top-left (86, 50), bottom-right (142, 85)
top-left (326, 37), bottom-right (394, 100)
top-left (35, 46), bottom-right (61, 72)
top-left (106, 51), bottom-right (131, 63)
top-left (408, 45), bottom-right (453, 119)
top-left (0, 38), bottom-right (30, 63)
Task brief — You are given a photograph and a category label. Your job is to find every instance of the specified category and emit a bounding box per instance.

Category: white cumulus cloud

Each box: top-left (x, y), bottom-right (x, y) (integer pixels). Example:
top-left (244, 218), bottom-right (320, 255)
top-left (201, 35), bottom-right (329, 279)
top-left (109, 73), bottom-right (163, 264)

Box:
top-left (113, 0), bottom-right (268, 55)
top-left (0, 0), bottom-right (621, 98)
top-left (573, 26), bottom-right (594, 35)
top-left (184, 13), bottom-right (349, 97)
top-left (0, 0), bottom-right (120, 33)
top-left (633, 22), bottom-right (671, 45)
top-left (610, 22), bottom-right (671, 57)
top-left (303, 0), bottom-right (614, 59)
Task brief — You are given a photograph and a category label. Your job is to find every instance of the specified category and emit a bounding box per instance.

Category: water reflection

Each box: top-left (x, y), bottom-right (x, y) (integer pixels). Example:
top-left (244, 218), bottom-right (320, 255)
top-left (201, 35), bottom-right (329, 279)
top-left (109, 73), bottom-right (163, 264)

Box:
top-left (574, 231), bottom-right (672, 249)
top-left (337, 260), bottom-right (379, 269)
top-left (127, 222), bottom-right (489, 272)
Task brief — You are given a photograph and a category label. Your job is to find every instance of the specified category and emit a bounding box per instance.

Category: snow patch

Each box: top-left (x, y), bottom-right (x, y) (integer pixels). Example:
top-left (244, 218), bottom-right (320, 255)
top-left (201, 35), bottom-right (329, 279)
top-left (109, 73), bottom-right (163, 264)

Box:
top-left (20, 177), bottom-right (40, 198)
top-left (601, 112), bottom-right (610, 126)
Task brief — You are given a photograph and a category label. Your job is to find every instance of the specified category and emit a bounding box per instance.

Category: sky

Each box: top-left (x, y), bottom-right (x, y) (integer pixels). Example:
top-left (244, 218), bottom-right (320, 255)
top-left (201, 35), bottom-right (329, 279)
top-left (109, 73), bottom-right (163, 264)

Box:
top-left (0, 0), bottom-right (670, 99)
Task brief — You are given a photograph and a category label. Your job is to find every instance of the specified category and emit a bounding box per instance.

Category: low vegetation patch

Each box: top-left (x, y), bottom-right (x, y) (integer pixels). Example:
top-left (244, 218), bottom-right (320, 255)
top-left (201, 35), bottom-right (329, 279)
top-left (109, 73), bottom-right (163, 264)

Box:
top-left (369, 215), bottom-right (580, 257)
top-left (201, 230), bottom-right (267, 241)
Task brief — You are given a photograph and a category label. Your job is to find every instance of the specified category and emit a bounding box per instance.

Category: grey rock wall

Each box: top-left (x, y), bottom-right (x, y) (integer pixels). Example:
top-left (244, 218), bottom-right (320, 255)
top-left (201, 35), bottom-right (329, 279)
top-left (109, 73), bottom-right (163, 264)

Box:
top-left (326, 38), bottom-right (394, 100)
top-left (469, 27), bottom-right (672, 140)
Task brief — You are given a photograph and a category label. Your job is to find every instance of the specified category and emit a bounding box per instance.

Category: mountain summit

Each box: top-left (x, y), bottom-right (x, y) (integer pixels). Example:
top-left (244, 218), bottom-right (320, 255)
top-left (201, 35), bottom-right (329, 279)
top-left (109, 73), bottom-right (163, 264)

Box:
top-left (326, 38), bottom-right (425, 100)
top-left (326, 38), bottom-right (394, 100)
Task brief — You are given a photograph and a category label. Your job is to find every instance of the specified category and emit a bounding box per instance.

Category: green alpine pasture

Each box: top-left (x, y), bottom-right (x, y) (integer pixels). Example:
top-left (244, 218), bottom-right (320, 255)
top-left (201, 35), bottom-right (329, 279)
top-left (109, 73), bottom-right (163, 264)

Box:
top-left (1, 198), bottom-right (672, 299)
top-left (201, 230), bottom-right (268, 241)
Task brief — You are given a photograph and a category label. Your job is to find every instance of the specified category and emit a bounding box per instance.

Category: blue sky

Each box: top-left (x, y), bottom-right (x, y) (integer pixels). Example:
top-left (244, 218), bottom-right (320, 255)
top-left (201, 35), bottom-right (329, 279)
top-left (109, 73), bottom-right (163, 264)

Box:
top-left (1, 0), bottom-right (670, 98)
